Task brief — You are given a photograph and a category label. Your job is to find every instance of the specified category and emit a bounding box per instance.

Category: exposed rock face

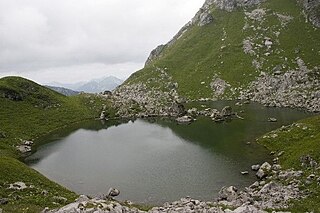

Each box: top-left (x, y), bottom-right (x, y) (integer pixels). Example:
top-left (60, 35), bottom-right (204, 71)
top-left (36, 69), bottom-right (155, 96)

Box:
top-left (240, 64), bottom-right (320, 112)
top-left (204, 0), bottom-right (266, 12)
top-left (145, 45), bottom-right (166, 66)
top-left (211, 77), bottom-right (230, 97)
top-left (299, 0), bottom-right (320, 28)
top-left (198, 11), bottom-right (214, 26)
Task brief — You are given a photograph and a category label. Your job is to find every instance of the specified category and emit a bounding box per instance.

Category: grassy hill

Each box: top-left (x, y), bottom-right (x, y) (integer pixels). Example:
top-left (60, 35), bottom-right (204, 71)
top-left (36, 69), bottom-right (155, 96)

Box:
top-left (124, 0), bottom-right (320, 101)
top-left (0, 76), bottom-right (114, 212)
top-left (258, 115), bottom-right (320, 212)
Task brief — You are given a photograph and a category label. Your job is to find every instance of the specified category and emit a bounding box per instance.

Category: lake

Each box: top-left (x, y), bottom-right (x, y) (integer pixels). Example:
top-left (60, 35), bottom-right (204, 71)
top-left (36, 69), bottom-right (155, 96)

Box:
top-left (25, 101), bottom-right (311, 204)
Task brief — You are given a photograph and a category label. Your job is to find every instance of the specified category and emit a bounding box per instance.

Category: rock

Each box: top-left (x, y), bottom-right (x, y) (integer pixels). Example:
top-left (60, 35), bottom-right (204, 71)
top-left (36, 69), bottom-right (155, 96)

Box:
top-left (218, 186), bottom-right (238, 201)
top-left (251, 164), bottom-right (260, 171)
top-left (307, 174), bottom-right (316, 180)
top-left (232, 205), bottom-right (266, 213)
top-left (221, 106), bottom-right (233, 117)
top-left (103, 90), bottom-right (112, 96)
top-left (75, 195), bottom-right (90, 203)
top-left (198, 11), bottom-right (214, 26)
top-left (256, 169), bottom-right (267, 179)
top-left (16, 145), bottom-right (32, 154)
top-left (277, 151), bottom-right (284, 157)
top-left (0, 198), bottom-right (8, 205)
top-left (245, 8), bottom-right (266, 21)
top-left (259, 181), bottom-right (277, 193)
top-left (241, 171), bottom-right (249, 175)
top-left (210, 77), bottom-right (230, 97)
top-left (268, 117), bottom-right (277, 122)
top-left (300, 155), bottom-right (318, 168)
top-left (256, 162), bottom-right (271, 179)
top-left (41, 190), bottom-right (49, 196)
top-left (272, 164), bottom-right (282, 171)
top-left (260, 162), bottom-right (272, 171)
top-left (9, 182), bottom-right (27, 190)
top-left (100, 111), bottom-right (106, 120)
top-left (145, 45), bottom-right (166, 66)
top-left (24, 140), bottom-right (33, 146)
top-left (107, 188), bottom-right (120, 197)
top-left (299, 0), bottom-right (320, 28)
top-left (176, 116), bottom-right (193, 124)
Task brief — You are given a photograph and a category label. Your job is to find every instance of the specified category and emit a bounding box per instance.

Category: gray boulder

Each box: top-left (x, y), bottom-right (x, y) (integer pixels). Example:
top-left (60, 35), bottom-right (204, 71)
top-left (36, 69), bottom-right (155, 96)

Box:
top-left (256, 162), bottom-right (271, 179)
top-left (218, 186), bottom-right (238, 201)
top-left (107, 188), bottom-right (120, 198)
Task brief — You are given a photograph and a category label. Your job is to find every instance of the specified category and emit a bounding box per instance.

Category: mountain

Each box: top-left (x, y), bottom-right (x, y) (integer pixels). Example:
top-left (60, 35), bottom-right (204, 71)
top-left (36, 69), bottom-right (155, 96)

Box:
top-left (77, 76), bottom-right (123, 93)
top-left (48, 76), bottom-right (123, 94)
top-left (45, 85), bottom-right (80, 96)
top-left (115, 0), bottom-right (320, 114)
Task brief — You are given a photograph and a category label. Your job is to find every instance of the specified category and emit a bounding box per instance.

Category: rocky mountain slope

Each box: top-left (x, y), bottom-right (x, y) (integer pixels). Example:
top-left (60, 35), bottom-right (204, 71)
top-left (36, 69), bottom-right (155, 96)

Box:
top-left (114, 0), bottom-right (320, 115)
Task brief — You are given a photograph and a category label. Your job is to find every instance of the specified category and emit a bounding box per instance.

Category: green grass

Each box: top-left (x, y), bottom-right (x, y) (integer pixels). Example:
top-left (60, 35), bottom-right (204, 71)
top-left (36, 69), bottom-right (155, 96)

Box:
top-left (0, 76), bottom-right (115, 212)
top-left (125, 0), bottom-right (320, 100)
top-left (258, 115), bottom-right (320, 212)
top-left (0, 157), bottom-right (77, 213)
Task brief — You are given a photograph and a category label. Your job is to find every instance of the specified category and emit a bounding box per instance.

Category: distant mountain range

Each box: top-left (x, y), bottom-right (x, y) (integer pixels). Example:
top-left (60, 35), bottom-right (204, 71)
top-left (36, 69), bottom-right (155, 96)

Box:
top-left (47, 76), bottom-right (124, 94)
top-left (45, 86), bottom-right (80, 96)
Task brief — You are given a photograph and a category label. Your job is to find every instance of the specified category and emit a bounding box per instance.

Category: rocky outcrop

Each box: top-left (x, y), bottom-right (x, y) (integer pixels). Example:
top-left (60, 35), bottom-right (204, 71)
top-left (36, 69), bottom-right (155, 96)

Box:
top-left (145, 45), bottom-right (166, 66)
top-left (16, 140), bottom-right (34, 154)
top-left (240, 62), bottom-right (320, 112)
top-left (210, 77), bottom-right (230, 97)
top-left (112, 83), bottom-right (184, 118)
top-left (299, 0), bottom-right (320, 28)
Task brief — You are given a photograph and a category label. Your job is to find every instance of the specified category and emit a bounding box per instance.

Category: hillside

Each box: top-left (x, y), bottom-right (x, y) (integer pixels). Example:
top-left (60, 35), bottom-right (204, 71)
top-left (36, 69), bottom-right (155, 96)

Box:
top-left (0, 76), bottom-right (114, 212)
top-left (114, 0), bottom-right (320, 116)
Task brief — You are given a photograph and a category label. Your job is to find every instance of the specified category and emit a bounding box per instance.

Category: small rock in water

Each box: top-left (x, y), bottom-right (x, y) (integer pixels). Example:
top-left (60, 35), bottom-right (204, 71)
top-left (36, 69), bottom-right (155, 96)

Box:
top-left (176, 115), bottom-right (193, 124)
top-left (241, 171), bottom-right (249, 175)
top-left (268, 117), bottom-right (277, 122)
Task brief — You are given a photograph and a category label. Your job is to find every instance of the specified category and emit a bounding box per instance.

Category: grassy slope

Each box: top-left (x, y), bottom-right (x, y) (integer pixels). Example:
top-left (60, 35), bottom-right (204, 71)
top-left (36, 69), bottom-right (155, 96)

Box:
top-left (258, 115), bottom-right (320, 212)
top-left (125, 0), bottom-right (320, 100)
top-left (0, 76), bottom-right (114, 212)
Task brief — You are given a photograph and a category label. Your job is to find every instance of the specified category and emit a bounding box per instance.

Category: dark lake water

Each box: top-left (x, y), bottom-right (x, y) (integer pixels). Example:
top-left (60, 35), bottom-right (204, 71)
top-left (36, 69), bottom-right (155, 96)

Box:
top-left (25, 101), bottom-right (311, 204)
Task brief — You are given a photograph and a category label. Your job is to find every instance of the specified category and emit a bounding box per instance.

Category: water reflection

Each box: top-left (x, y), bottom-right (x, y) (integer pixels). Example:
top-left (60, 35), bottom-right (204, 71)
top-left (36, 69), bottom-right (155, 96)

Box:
top-left (25, 102), bottom-right (312, 204)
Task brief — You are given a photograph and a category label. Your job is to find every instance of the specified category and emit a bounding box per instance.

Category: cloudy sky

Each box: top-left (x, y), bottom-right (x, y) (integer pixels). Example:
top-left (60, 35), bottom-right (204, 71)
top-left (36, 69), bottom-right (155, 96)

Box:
top-left (0, 0), bottom-right (203, 84)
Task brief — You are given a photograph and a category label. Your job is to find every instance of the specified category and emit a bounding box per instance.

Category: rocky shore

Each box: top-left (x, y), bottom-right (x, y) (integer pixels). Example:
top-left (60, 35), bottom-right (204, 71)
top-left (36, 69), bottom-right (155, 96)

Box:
top-left (44, 155), bottom-right (318, 213)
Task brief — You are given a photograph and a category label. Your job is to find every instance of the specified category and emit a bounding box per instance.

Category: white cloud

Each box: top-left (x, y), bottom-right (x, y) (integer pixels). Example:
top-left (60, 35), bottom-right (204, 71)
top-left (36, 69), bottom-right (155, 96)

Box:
top-left (0, 0), bottom-right (203, 83)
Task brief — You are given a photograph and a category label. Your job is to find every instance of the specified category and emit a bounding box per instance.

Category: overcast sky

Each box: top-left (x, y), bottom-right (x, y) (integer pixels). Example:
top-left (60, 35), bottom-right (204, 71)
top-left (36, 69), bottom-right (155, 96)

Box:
top-left (0, 0), bottom-right (203, 84)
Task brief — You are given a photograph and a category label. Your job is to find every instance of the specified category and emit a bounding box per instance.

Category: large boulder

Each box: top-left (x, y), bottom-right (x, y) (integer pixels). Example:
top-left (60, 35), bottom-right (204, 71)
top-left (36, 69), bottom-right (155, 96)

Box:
top-left (107, 188), bottom-right (120, 198)
top-left (256, 162), bottom-right (271, 179)
top-left (218, 186), bottom-right (238, 201)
